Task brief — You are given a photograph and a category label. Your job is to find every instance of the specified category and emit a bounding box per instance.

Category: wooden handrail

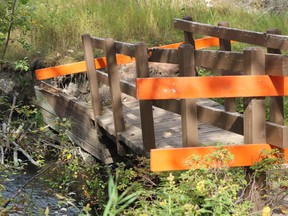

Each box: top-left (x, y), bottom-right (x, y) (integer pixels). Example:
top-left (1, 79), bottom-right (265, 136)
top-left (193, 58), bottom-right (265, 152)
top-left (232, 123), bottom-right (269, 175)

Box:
top-left (174, 18), bottom-right (288, 50)
top-left (35, 37), bottom-right (220, 80)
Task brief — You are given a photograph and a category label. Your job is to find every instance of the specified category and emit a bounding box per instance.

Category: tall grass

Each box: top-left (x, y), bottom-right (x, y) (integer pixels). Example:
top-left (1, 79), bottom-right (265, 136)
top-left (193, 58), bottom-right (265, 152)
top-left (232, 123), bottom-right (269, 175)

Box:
top-left (4, 0), bottom-right (288, 61)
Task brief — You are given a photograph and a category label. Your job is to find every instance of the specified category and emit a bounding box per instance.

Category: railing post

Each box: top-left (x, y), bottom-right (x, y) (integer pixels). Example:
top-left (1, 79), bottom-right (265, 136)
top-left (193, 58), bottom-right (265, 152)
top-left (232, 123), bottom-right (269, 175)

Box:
top-left (135, 43), bottom-right (156, 152)
top-left (179, 43), bottom-right (198, 147)
top-left (183, 16), bottom-right (195, 47)
top-left (105, 38), bottom-right (126, 155)
top-left (218, 22), bottom-right (237, 112)
top-left (243, 47), bottom-right (266, 143)
top-left (266, 29), bottom-right (284, 125)
top-left (82, 34), bottom-right (102, 117)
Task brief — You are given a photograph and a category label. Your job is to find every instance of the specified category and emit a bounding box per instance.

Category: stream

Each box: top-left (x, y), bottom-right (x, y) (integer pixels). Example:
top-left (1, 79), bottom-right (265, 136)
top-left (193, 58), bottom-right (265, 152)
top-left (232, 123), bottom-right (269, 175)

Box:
top-left (2, 169), bottom-right (80, 216)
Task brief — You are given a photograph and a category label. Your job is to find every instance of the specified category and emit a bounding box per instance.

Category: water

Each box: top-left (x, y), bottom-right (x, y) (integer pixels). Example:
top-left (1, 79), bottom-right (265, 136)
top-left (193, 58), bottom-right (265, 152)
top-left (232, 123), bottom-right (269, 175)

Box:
top-left (2, 171), bottom-right (80, 216)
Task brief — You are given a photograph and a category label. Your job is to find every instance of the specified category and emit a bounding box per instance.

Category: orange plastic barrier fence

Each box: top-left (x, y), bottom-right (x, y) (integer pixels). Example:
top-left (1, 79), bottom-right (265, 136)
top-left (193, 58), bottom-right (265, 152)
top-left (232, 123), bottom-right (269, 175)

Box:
top-left (136, 75), bottom-right (288, 100)
top-left (150, 144), bottom-right (288, 171)
top-left (35, 37), bottom-right (220, 80)
top-left (35, 55), bottom-right (133, 80)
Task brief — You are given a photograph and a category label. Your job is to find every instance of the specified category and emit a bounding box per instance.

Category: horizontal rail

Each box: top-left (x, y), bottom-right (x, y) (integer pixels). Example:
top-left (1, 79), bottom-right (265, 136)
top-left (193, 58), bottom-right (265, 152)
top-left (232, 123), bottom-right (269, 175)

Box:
top-left (150, 144), bottom-right (288, 171)
top-left (150, 49), bottom-right (288, 76)
top-left (174, 18), bottom-right (288, 50)
top-left (96, 70), bottom-right (136, 97)
top-left (136, 75), bottom-right (288, 100)
top-left (35, 55), bottom-right (133, 80)
top-left (150, 37), bottom-right (220, 49)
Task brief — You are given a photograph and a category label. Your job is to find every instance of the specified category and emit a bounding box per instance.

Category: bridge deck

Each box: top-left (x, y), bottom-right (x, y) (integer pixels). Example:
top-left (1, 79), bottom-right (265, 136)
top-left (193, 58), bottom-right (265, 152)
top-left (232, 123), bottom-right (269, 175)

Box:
top-left (97, 96), bottom-right (244, 155)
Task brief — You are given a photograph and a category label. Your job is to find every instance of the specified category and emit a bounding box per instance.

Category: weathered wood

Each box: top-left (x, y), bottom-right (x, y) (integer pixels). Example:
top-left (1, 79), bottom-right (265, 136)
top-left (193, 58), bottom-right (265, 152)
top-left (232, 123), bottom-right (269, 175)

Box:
top-left (105, 38), bottom-right (125, 132)
top-left (34, 83), bottom-right (113, 163)
top-left (91, 36), bottom-right (135, 57)
top-left (95, 70), bottom-right (137, 97)
top-left (179, 43), bottom-right (198, 147)
top-left (36, 82), bottom-right (287, 155)
top-left (105, 38), bottom-right (126, 155)
top-left (114, 41), bottom-right (135, 57)
top-left (174, 18), bottom-right (288, 50)
top-left (152, 98), bottom-right (288, 148)
top-left (267, 29), bottom-right (282, 54)
top-left (149, 48), bottom-right (179, 64)
top-left (135, 43), bottom-right (156, 151)
top-left (82, 34), bottom-right (102, 116)
top-left (243, 47), bottom-right (266, 144)
top-left (266, 123), bottom-right (288, 148)
top-left (267, 29), bottom-right (284, 125)
top-left (218, 22), bottom-right (237, 112)
top-left (149, 48), bottom-right (288, 75)
top-left (183, 16), bottom-right (196, 47)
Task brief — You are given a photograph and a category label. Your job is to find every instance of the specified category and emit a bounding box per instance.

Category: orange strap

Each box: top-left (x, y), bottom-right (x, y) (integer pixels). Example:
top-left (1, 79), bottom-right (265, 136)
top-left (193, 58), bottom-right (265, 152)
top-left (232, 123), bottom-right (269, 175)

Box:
top-left (35, 55), bottom-right (133, 80)
top-left (150, 144), bottom-right (288, 171)
top-left (155, 37), bottom-right (220, 49)
top-left (136, 75), bottom-right (288, 100)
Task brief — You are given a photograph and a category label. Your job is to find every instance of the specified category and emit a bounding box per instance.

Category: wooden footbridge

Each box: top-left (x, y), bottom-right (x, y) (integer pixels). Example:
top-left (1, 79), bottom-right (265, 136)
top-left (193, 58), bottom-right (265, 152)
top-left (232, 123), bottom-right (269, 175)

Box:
top-left (35, 17), bottom-right (288, 171)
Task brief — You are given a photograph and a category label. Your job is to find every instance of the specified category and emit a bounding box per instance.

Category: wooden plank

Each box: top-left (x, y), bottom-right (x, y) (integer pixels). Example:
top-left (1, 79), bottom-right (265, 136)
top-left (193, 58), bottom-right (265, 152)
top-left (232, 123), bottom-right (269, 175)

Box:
top-left (136, 75), bottom-right (288, 100)
top-left (267, 29), bottom-right (284, 125)
top-left (135, 43), bottom-right (156, 151)
top-left (179, 43), bottom-right (198, 147)
top-left (95, 70), bottom-right (137, 98)
top-left (150, 144), bottom-right (277, 171)
top-left (218, 21), bottom-right (237, 112)
top-left (151, 98), bottom-right (288, 147)
top-left (105, 38), bottom-right (126, 155)
top-left (243, 47), bottom-right (266, 144)
top-left (105, 38), bottom-right (125, 132)
top-left (82, 34), bottom-right (102, 116)
top-left (149, 49), bottom-right (288, 76)
top-left (91, 36), bottom-right (105, 49)
top-left (183, 16), bottom-right (195, 47)
top-left (174, 18), bottom-right (288, 50)
top-left (266, 123), bottom-right (288, 148)
top-left (34, 83), bottom-right (113, 163)
top-left (115, 41), bottom-right (136, 57)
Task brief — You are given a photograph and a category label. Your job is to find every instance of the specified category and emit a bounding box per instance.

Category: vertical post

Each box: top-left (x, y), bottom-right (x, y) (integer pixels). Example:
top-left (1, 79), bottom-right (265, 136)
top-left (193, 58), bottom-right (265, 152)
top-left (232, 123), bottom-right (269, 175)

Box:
top-left (135, 43), bottom-right (156, 152)
top-left (183, 16), bottom-right (195, 47)
top-left (243, 47), bottom-right (266, 144)
top-left (267, 29), bottom-right (284, 125)
top-left (105, 38), bottom-right (126, 155)
top-left (82, 34), bottom-right (101, 117)
top-left (218, 22), bottom-right (236, 112)
top-left (179, 44), bottom-right (198, 147)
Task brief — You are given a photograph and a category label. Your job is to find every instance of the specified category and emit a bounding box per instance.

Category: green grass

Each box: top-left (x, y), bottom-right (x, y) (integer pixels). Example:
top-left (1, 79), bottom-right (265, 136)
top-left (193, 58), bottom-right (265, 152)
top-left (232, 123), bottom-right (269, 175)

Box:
top-left (3, 0), bottom-right (288, 62)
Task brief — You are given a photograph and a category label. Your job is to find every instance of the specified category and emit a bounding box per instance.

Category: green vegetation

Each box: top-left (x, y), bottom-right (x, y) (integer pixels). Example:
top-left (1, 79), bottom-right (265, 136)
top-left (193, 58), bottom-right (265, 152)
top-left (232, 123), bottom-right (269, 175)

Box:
top-left (1, 0), bottom-right (288, 64)
top-left (2, 0), bottom-right (288, 215)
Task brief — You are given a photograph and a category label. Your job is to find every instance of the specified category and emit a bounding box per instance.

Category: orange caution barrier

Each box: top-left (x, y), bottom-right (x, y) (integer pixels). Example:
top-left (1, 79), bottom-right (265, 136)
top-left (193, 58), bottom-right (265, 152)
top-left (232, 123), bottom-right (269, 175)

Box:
top-left (136, 75), bottom-right (288, 100)
top-left (150, 144), bottom-right (288, 172)
top-left (35, 55), bottom-right (134, 80)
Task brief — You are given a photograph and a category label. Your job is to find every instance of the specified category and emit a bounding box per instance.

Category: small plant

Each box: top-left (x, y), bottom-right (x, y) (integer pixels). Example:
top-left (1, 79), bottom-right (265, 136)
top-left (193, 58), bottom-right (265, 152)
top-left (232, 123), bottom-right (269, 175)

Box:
top-left (103, 174), bottom-right (138, 216)
top-left (14, 57), bottom-right (29, 72)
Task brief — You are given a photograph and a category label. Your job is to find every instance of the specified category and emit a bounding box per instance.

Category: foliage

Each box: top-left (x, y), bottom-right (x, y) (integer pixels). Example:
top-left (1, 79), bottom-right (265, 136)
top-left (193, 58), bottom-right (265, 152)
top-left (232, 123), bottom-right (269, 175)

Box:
top-left (103, 174), bottom-right (138, 216)
top-left (123, 147), bottom-right (252, 215)
top-left (0, 0), bottom-right (34, 61)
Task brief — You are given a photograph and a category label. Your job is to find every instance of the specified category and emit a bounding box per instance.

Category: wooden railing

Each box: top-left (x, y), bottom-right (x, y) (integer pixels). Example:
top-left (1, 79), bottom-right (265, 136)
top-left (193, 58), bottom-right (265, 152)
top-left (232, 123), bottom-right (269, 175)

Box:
top-left (146, 17), bottom-right (288, 171)
top-left (35, 17), bottom-right (288, 170)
